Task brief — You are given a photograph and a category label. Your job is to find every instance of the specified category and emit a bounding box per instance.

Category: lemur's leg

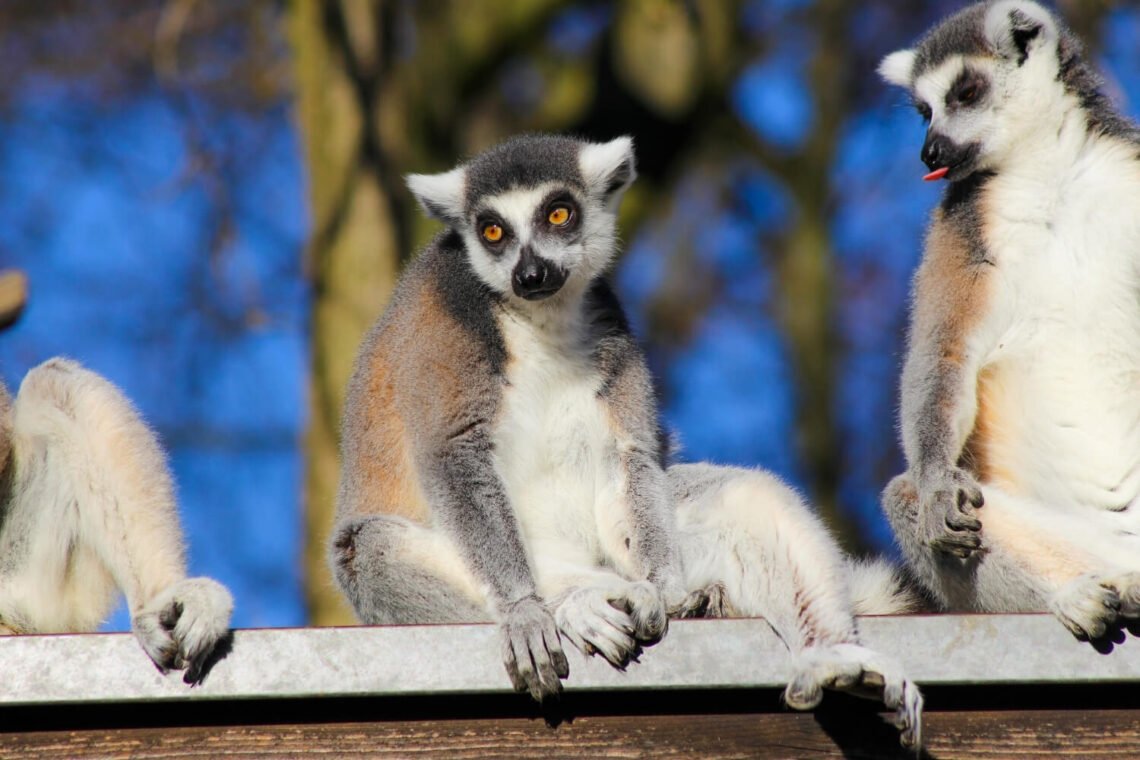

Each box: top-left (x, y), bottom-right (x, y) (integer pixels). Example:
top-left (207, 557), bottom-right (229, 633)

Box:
top-left (885, 473), bottom-right (1140, 640)
top-left (1, 359), bottom-right (232, 675)
top-left (531, 547), bottom-right (668, 670)
top-left (671, 463), bottom-right (922, 749)
top-left (329, 513), bottom-right (492, 624)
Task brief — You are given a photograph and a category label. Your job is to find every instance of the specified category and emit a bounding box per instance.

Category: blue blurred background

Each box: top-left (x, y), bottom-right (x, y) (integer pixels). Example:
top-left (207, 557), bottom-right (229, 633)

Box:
top-left (0, 0), bottom-right (1137, 629)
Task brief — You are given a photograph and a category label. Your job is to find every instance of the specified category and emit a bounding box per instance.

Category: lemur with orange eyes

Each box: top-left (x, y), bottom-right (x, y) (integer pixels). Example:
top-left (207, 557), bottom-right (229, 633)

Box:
top-left (329, 134), bottom-right (922, 747)
top-left (880, 0), bottom-right (1140, 643)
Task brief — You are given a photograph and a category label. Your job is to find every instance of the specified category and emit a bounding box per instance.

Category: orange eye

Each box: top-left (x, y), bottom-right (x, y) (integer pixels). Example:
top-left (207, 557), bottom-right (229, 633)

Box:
top-left (548, 206), bottom-right (571, 226)
top-left (482, 224), bottom-right (503, 243)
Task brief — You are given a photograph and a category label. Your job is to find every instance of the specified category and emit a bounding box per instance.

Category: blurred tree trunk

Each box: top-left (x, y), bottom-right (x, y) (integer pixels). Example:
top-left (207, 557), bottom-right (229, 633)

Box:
top-left (290, 0), bottom-right (402, 626)
top-left (767, 0), bottom-right (861, 553)
top-left (0, 270), bottom-right (28, 330)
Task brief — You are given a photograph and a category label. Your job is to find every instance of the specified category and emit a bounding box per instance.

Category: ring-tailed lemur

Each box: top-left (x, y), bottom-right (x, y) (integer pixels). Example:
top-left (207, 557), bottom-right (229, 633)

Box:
top-left (330, 134), bottom-right (922, 746)
top-left (0, 358), bottom-right (233, 681)
top-left (879, 0), bottom-right (1140, 642)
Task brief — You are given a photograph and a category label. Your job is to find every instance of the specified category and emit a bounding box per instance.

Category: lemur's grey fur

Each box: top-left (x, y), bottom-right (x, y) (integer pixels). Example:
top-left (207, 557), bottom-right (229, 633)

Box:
top-left (880, 1), bottom-right (1140, 643)
top-left (330, 134), bottom-right (922, 747)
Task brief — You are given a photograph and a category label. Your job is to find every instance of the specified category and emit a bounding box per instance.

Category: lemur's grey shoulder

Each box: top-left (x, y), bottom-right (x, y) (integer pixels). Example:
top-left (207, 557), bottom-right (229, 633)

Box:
top-left (583, 278), bottom-right (639, 392)
top-left (583, 278), bottom-right (671, 466)
top-left (390, 229), bottom-right (509, 377)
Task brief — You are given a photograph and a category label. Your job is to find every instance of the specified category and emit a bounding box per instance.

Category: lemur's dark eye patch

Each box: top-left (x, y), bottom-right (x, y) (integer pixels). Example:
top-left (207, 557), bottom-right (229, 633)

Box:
top-left (915, 101), bottom-right (932, 121)
top-left (947, 69), bottom-right (987, 107)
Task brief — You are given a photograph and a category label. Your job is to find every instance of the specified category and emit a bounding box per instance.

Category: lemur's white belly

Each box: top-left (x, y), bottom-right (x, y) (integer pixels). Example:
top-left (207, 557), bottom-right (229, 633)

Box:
top-left (492, 313), bottom-right (621, 565)
top-left (981, 152), bottom-right (1140, 514)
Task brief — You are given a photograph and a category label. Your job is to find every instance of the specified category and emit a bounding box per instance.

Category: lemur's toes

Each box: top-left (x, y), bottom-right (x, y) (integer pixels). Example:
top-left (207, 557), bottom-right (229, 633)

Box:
top-left (789, 643), bottom-right (923, 749)
top-left (1110, 573), bottom-right (1140, 618)
top-left (671, 582), bottom-right (733, 619)
top-left (621, 581), bottom-right (667, 644)
top-left (1051, 574), bottom-right (1120, 642)
top-left (133, 577), bottom-right (233, 680)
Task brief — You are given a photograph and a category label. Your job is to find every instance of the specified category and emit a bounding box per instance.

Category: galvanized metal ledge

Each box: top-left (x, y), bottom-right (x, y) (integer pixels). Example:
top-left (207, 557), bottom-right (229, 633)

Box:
top-left (0, 614), bottom-right (1136, 707)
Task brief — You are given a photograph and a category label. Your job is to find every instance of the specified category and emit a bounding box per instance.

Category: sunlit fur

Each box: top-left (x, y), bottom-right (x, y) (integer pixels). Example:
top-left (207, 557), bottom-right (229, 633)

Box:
top-left (880, 0), bottom-right (1140, 644)
top-left (331, 134), bottom-right (922, 747)
top-left (0, 359), bottom-right (232, 678)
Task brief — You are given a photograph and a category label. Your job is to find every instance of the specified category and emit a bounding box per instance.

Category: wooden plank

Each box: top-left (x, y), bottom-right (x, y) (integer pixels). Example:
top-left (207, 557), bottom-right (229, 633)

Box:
top-left (0, 709), bottom-right (1137, 760)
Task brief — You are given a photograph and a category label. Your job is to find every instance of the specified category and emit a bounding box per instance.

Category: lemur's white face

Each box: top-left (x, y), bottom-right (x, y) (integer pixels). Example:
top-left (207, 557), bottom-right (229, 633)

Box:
top-left (879, 0), bottom-right (1066, 182)
top-left (406, 136), bottom-right (634, 304)
top-left (458, 181), bottom-right (617, 302)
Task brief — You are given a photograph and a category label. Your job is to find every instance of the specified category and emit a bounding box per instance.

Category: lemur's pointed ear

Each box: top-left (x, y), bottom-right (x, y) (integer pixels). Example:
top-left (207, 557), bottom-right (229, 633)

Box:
top-left (984, 0), bottom-right (1058, 65)
top-left (579, 136), bottom-right (636, 210)
top-left (406, 166), bottom-right (466, 224)
top-left (878, 49), bottom-right (916, 88)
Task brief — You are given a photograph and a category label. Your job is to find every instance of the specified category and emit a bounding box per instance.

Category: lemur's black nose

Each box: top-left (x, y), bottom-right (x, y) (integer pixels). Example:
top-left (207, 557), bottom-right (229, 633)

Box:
top-left (921, 132), bottom-right (948, 170)
top-left (512, 246), bottom-right (566, 300)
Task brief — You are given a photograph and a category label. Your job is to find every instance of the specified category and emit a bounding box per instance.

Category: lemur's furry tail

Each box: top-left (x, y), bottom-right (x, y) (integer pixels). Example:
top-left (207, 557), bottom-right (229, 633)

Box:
top-left (847, 557), bottom-right (922, 616)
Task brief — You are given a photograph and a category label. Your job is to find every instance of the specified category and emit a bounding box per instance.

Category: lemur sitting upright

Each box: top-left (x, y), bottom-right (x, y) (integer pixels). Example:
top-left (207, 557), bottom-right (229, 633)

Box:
top-left (0, 358), bottom-right (233, 680)
top-left (330, 134), bottom-right (922, 746)
top-left (879, 0), bottom-right (1140, 642)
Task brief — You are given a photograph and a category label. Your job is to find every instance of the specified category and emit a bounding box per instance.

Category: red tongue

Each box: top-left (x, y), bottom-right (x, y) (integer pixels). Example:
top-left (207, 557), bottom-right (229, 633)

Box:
top-left (923, 167), bottom-right (949, 181)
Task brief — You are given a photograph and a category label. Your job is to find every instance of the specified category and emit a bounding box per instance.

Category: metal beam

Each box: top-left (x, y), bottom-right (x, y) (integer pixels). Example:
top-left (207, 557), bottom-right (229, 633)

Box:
top-left (0, 614), bottom-right (1136, 707)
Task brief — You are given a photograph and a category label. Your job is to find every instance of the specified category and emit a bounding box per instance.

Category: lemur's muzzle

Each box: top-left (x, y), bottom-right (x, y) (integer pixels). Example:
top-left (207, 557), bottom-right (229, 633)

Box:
top-left (920, 131), bottom-right (979, 182)
top-left (512, 246), bottom-right (567, 300)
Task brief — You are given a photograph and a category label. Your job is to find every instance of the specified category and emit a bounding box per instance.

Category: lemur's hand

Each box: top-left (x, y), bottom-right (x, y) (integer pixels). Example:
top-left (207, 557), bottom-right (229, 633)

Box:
top-left (500, 595), bottom-right (568, 701)
top-left (917, 466), bottom-right (984, 558)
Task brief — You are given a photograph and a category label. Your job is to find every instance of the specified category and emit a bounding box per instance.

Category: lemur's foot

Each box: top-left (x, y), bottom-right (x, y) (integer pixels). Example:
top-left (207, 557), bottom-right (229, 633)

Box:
top-left (555, 581), bottom-right (665, 669)
top-left (1051, 573), bottom-right (1121, 641)
top-left (1109, 572), bottom-right (1140, 619)
top-left (785, 642), bottom-right (923, 749)
top-left (670, 582), bottom-right (733, 619)
top-left (500, 595), bottom-right (568, 702)
top-left (917, 466), bottom-right (984, 559)
top-left (132, 577), bottom-right (233, 682)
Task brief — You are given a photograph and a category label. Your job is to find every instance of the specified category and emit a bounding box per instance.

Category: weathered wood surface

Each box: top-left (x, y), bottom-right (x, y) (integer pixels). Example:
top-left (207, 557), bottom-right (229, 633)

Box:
top-left (0, 615), bottom-right (1137, 758)
top-left (1, 706), bottom-right (1138, 759)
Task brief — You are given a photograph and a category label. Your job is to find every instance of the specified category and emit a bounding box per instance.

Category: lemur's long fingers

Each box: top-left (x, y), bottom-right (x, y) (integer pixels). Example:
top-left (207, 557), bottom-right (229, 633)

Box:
top-left (932, 529), bottom-right (982, 557)
top-left (945, 510), bottom-right (981, 533)
top-left (542, 624), bottom-right (569, 679)
top-left (585, 621), bottom-right (638, 669)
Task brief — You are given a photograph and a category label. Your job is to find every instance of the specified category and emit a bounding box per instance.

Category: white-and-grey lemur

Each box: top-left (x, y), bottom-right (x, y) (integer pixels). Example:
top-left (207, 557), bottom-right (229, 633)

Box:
top-left (880, 0), bottom-right (1140, 643)
top-left (0, 358), bottom-right (232, 680)
top-left (330, 134), bottom-right (922, 746)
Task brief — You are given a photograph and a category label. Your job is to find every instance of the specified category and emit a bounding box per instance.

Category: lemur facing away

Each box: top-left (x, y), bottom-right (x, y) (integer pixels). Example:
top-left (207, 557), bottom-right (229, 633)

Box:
top-left (0, 358), bottom-right (233, 681)
top-left (879, 0), bottom-right (1140, 643)
top-left (330, 134), bottom-right (922, 747)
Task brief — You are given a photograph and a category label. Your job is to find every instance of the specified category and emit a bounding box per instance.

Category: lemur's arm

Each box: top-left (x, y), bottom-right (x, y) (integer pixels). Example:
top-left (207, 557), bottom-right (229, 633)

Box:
top-left (590, 283), bottom-right (686, 604)
top-left (422, 419), bottom-right (568, 699)
top-left (426, 421), bottom-right (541, 606)
top-left (404, 320), bottom-right (567, 700)
top-left (899, 213), bottom-right (1004, 557)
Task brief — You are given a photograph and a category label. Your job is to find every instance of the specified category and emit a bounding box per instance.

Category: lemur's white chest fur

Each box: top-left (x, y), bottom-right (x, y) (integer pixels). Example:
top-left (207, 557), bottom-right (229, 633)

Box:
top-left (493, 308), bottom-right (624, 567)
top-left (978, 128), bottom-right (1140, 514)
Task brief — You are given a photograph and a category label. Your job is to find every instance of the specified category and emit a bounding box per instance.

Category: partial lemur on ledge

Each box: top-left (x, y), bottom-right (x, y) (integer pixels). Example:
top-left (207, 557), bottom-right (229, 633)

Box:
top-left (880, 0), bottom-right (1140, 642)
top-left (0, 352), bottom-right (232, 681)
